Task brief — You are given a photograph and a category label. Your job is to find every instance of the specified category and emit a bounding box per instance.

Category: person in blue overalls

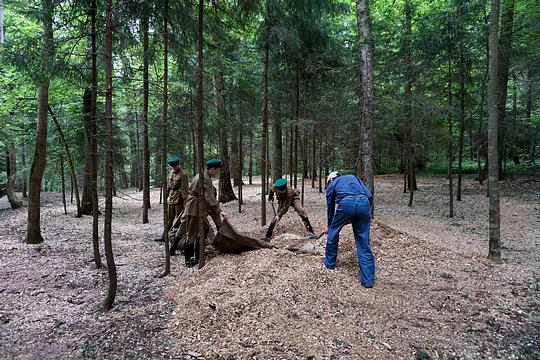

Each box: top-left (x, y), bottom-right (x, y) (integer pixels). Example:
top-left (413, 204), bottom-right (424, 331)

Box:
top-left (324, 171), bottom-right (375, 288)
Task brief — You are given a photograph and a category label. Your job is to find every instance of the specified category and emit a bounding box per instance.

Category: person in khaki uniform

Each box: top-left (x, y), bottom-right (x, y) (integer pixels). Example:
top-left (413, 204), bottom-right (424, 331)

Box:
top-left (171, 159), bottom-right (228, 267)
top-left (166, 156), bottom-right (189, 229)
top-left (265, 178), bottom-right (315, 239)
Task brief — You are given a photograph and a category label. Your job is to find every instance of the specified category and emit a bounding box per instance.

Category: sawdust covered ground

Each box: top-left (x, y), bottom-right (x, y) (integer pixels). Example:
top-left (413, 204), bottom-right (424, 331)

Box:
top-left (0, 175), bottom-right (538, 359)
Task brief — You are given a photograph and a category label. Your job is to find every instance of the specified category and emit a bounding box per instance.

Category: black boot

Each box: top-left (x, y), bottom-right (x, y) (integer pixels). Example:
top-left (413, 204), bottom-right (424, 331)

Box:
top-left (185, 238), bottom-right (201, 267)
top-left (301, 216), bottom-right (315, 236)
top-left (264, 220), bottom-right (276, 240)
top-left (190, 238), bottom-right (200, 267)
top-left (184, 241), bottom-right (194, 266)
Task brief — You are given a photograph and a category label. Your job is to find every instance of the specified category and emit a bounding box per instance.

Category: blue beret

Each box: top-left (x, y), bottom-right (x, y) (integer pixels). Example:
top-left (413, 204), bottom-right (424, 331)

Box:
top-left (206, 159), bottom-right (222, 169)
top-left (274, 178), bottom-right (287, 189)
top-left (167, 156), bottom-right (180, 165)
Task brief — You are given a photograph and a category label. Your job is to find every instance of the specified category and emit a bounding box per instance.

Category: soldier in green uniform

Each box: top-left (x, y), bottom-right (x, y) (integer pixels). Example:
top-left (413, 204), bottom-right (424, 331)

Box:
top-left (265, 178), bottom-right (315, 240)
top-left (166, 156), bottom-right (189, 229)
top-left (171, 159), bottom-right (228, 267)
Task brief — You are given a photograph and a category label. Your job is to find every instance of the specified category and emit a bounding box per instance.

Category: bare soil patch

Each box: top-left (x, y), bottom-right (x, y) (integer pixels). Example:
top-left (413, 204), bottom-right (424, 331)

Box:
top-left (0, 175), bottom-right (538, 359)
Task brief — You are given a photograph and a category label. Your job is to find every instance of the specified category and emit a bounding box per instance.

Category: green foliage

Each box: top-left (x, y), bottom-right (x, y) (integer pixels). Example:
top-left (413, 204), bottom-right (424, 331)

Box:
top-left (0, 0), bottom-right (538, 193)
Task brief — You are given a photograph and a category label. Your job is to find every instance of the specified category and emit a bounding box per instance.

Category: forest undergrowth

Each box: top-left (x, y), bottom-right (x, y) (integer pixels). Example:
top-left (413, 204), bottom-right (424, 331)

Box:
top-left (0, 175), bottom-right (538, 359)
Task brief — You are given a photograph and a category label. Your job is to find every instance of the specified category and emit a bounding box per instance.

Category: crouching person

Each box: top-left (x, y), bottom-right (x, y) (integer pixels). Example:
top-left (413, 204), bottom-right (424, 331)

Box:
top-left (171, 159), bottom-right (228, 267)
top-left (324, 172), bottom-right (375, 288)
top-left (265, 178), bottom-right (315, 240)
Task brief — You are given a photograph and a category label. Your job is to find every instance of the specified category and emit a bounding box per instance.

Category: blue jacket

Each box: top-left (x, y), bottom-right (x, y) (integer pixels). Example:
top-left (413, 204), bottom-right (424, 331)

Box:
top-left (326, 175), bottom-right (373, 227)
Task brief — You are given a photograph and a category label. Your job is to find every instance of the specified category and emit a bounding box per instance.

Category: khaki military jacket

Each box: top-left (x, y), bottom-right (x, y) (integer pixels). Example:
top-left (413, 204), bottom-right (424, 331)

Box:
top-left (268, 185), bottom-right (301, 218)
top-left (167, 168), bottom-right (189, 205)
top-left (184, 170), bottom-right (222, 226)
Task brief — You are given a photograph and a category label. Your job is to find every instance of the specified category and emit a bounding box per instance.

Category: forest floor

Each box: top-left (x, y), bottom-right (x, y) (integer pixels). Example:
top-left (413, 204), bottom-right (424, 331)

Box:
top-left (0, 174), bottom-right (538, 359)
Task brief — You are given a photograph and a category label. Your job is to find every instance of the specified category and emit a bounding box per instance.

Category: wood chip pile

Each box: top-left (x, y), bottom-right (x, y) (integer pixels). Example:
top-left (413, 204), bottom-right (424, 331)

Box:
top-left (167, 221), bottom-right (539, 359)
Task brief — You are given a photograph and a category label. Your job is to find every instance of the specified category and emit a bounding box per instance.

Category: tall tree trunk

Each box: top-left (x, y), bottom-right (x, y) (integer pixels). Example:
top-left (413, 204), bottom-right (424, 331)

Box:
top-left (218, 129), bottom-right (236, 203)
top-left (525, 63), bottom-right (536, 162)
top-left (160, 0), bottom-right (171, 276)
top-left (60, 154), bottom-right (67, 215)
top-left (196, 0), bottom-right (206, 269)
top-left (103, 0), bottom-right (117, 310)
top-left (27, 0), bottom-right (53, 244)
top-left (48, 106), bottom-right (82, 217)
top-left (191, 99), bottom-right (196, 173)
top-left (487, 0), bottom-right (501, 262)
top-left (356, 0), bottom-right (374, 197)
top-left (142, 12), bottom-right (151, 224)
top-left (82, 88), bottom-right (93, 214)
top-left (457, 46), bottom-right (466, 201)
top-left (289, 125), bottom-right (293, 183)
top-left (21, 144), bottom-right (27, 199)
top-left (403, 0), bottom-right (414, 207)
top-left (447, 29), bottom-right (454, 218)
top-left (215, 71), bottom-right (237, 203)
top-left (318, 139), bottom-right (323, 193)
top-left (6, 140), bottom-right (23, 209)
top-left (294, 62), bottom-right (299, 189)
top-left (90, 0), bottom-right (101, 268)
top-left (477, 40), bottom-right (490, 185)
top-left (273, 99), bottom-right (283, 181)
top-left (248, 126), bottom-right (253, 185)
top-left (324, 140), bottom-right (329, 189)
top-left (266, 133), bottom-right (271, 192)
top-left (301, 132), bottom-right (306, 206)
top-left (496, 0), bottom-right (515, 179)
top-left (231, 114), bottom-right (240, 187)
top-left (261, 12), bottom-right (270, 227)
top-left (510, 74), bottom-right (518, 166)
top-left (311, 126), bottom-right (316, 188)
top-left (70, 172), bottom-right (74, 203)
top-left (238, 102), bottom-right (244, 212)
top-left (135, 111), bottom-right (141, 190)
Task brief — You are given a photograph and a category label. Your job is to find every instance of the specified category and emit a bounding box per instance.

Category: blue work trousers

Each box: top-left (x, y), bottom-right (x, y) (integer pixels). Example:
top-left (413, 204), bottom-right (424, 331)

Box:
top-left (324, 197), bottom-right (375, 287)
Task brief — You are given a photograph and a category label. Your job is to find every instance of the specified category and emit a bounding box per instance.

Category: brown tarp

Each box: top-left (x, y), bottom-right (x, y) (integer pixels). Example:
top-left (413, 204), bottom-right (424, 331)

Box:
top-left (213, 220), bottom-right (276, 253)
